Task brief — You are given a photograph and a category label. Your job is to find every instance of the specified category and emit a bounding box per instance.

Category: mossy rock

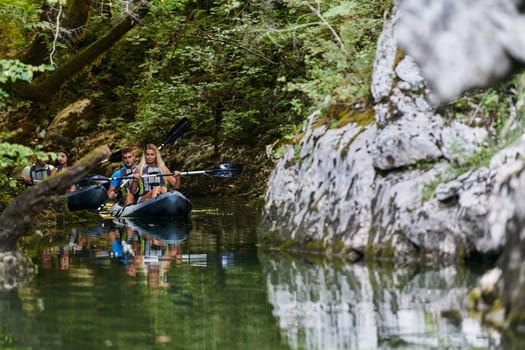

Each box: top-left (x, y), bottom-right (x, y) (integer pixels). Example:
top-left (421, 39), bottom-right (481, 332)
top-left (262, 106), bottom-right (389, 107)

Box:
top-left (336, 108), bottom-right (375, 129)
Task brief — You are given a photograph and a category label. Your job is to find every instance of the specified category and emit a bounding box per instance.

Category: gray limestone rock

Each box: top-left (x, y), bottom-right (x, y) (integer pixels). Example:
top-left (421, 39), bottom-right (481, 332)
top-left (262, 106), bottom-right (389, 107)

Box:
top-left (262, 2), bottom-right (497, 263)
top-left (396, 0), bottom-right (525, 103)
top-left (262, 0), bottom-right (525, 330)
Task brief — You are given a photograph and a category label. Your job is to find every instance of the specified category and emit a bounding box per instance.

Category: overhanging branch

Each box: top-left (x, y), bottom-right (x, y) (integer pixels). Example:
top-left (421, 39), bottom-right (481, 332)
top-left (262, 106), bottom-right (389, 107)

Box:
top-left (7, 6), bottom-right (150, 102)
top-left (0, 145), bottom-right (110, 252)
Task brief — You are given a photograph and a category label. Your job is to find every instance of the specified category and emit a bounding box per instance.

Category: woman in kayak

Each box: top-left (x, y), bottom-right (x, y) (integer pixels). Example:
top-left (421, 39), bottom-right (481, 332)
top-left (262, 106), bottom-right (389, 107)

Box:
top-left (55, 150), bottom-right (73, 171)
top-left (55, 150), bottom-right (76, 192)
top-left (130, 144), bottom-right (181, 204)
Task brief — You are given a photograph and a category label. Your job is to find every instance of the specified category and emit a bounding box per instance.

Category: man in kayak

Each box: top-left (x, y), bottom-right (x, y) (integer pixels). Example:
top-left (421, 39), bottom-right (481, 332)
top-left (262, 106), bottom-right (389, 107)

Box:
top-left (130, 144), bottom-right (181, 203)
top-left (19, 153), bottom-right (57, 185)
top-left (107, 148), bottom-right (137, 205)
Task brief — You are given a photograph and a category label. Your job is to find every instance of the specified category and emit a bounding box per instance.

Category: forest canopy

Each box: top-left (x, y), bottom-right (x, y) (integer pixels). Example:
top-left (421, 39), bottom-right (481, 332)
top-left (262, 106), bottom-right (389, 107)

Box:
top-left (0, 0), bottom-right (385, 193)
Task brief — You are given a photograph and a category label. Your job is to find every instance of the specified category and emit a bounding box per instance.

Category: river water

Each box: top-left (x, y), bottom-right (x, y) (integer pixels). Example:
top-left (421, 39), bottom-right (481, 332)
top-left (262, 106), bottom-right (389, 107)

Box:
top-left (0, 197), bottom-right (502, 349)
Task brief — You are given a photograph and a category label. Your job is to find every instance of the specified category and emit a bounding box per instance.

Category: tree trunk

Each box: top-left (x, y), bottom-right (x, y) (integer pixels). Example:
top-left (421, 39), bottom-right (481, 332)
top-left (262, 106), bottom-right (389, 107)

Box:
top-left (24, 0), bottom-right (93, 66)
top-left (9, 6), bottom-right (149, 102)
top-left (23, 3), bottom-right (54, 66)
top-left (0, 145), bottom-right (110, 252)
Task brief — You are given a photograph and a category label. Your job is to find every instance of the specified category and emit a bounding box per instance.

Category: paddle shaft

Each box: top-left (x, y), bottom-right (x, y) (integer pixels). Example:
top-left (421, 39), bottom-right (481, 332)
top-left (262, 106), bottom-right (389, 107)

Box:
top-left (103, 117), bottom-right (189, 163)
top-left (115, 170), bottom-right (208, 178)
top-left (107, 164), bottom-right (242, 181)
top-left (109, 172), bottom-right (185, 181)
top-left (181, 170), bottom-right (206, 176)
top-left (98, 118), bottom-right (189, 210)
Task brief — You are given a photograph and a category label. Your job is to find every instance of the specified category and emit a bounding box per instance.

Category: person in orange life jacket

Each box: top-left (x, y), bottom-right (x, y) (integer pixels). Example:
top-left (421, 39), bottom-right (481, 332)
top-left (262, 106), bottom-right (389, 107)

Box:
top-left (55, 150), bottom-right (76, 193)
top-left (107, 148), bottom-right (137, 205)
top-left (20, 153), bottom-right (57, 185)
top-left (130, 144), bottom-right (181, 204)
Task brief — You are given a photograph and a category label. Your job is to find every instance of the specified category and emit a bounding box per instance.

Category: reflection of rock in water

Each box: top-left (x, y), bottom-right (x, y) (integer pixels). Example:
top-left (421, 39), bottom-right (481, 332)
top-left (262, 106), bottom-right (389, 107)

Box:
top-left (0, 251), bottom-right (34, 291)
top-left (259, 252), bottom-right (494, 349)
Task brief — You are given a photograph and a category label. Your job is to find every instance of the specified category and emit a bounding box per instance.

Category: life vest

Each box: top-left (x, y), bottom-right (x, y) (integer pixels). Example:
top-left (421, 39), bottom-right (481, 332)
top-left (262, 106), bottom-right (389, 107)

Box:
top-left (119, 165), bottom-right (137, 197)
top-left (139, 166), bottom-right (165, 195)
top-left (143, 239), bottom-right (165, 262)
top-left (30, 165), bottom-right (51, 183)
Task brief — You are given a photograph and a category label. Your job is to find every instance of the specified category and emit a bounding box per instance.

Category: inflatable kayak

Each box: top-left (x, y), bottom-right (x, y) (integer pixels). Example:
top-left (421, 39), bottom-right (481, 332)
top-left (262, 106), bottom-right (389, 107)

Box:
top-left (109, 190), bottom-right (192, 218)
top-left (65, 183), bottom-right (108, 211)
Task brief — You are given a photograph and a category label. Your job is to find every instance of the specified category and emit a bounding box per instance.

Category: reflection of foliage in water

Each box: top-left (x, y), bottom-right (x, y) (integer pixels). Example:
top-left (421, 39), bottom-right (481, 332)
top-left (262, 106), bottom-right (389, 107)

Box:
top-left (7, 247), bottom-right (289, 349)
top-left (0, 323), bottom-right (15, 346)
top-left (1, 197), bottom-right (290, 349)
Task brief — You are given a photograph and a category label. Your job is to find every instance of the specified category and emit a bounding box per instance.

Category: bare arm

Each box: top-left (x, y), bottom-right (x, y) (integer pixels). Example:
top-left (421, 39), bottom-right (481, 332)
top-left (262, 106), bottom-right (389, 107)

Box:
top-left (130, 168), bottom-right (141, 194)
top-left (107, 185), bottom-right (117, 199)
top-left (163, 166), bottom-right (181, 189)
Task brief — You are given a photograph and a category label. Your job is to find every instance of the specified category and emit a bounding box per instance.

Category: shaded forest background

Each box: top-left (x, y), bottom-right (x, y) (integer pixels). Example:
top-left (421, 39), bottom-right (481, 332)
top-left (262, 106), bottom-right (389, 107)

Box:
top-left (0, 0), bottom-right (519, 203)
top-left (0, 0), bottom-right (385, 201)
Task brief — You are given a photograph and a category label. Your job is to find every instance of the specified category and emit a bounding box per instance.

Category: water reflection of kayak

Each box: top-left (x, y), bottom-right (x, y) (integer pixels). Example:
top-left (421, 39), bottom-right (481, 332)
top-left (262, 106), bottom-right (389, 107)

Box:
top-left (109, 190), bottom-right (192, 219)
top-left (71, 222), bottom-right (105, 237)
top-left (117, 217), bottom-right (192, 244)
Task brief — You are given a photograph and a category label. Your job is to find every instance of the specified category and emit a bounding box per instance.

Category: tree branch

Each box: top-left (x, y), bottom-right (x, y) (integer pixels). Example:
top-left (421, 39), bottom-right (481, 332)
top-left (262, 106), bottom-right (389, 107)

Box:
top-left (8, 6), bottom-right (150, 102)
top-left (301, 1), bottom-right (346, 54)
top-left (0, 145), bottom-right (110, 252)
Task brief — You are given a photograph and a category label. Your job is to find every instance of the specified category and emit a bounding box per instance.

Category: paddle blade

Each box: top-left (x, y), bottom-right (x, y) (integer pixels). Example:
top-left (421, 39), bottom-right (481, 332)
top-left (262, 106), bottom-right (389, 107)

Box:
top-left (206, 163), bottom-right (243, 178)
top-left (159, 117), bottom-right (191, 149)
top-left (104, 150), bottom-right (123, 163)
top-left (77, 174), bottom-right (110, 188)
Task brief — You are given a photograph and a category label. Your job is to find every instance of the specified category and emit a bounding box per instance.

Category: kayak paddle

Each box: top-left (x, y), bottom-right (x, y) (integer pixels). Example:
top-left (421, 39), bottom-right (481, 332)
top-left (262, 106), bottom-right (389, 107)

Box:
top-left (104, 163), bottom-right (243, 181)
top-left (94, 118), bottom-right (190, 211)
top-left (102, 117), bottom-right (190, 163)
top-left (180, 163), bottom-right (243, 178)
top-left (159, 117), bottom-right (190, 150)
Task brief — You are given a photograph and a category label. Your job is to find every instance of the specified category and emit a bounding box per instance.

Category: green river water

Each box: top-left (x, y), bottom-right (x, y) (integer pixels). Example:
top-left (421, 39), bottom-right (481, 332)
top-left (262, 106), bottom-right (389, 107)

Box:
top-left (0, 197), bottom-right (504, 349)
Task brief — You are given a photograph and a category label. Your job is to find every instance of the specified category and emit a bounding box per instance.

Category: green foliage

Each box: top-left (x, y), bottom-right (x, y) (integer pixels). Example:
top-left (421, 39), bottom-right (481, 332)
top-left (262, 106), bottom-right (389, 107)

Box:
top-left (421, 143), bottom-right (497, 202)
top-left (0, 324), bottom-right (16, 346)
top-left (149, 0), bottom-right (189, 14)
top-left (120, 0), bottom-right (384, 158)
top-left (420, 72), bottom-right (525, 201)
top-left (0, 141), bottom-right (34, 168)
top-left (0, 0), bottom-right (46, 56)
top-left (124, 0), bottom-right (308, 151)
top-left (437, 81), bottom-right (514, 135)
top-left (0, 134), bottom-right (39, 188)
top-left (0, 59), bottom-right (54, 107)
top-left (0, 59), bottom-right (53, 83)
top-left (421, 179), bottom-right (438, 202)
top-left (126, 77), bottom-right (198, 145)
top-left (1, 0), bottom-right (386, 169)
top-left (293, 143), bottom-right (302, 163)
top-left (461, 145), bottom-right (494, 171)
top-left (263, 0), bottom-right (383, 113)
top-left (1, 0), bottom-right (386, 165)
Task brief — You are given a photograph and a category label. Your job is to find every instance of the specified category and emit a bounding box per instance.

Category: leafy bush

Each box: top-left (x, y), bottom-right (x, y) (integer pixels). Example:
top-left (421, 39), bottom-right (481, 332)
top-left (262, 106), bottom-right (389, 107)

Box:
top-left (122, 0), bottom-right (384, 159)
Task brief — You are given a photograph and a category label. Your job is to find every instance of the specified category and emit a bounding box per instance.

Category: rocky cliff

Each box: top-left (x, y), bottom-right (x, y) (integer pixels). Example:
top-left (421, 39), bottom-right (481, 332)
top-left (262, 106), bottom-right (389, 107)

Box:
top-left (263, 0), bottom-right (525, 332)
top-left (261, 1), bottom-right (525, 266)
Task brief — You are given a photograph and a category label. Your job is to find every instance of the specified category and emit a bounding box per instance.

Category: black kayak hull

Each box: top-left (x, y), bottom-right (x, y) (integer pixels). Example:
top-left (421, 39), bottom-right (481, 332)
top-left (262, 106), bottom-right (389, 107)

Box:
top-left (109, 190), bottom-right (192, 218)
top-left (65, 184), bottom-right (108, 211)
